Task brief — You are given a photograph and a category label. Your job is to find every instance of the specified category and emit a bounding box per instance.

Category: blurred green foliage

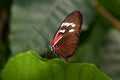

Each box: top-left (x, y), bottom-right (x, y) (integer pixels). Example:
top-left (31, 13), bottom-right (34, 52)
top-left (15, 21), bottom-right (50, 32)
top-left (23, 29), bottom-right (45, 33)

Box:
top-left (98, 0), bottom-right (120, 19)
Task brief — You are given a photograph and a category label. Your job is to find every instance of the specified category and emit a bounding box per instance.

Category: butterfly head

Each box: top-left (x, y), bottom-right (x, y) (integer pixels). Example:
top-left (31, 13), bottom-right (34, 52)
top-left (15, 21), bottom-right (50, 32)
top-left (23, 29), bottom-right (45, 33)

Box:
top-left (49, 43), bottom-right (60, 57)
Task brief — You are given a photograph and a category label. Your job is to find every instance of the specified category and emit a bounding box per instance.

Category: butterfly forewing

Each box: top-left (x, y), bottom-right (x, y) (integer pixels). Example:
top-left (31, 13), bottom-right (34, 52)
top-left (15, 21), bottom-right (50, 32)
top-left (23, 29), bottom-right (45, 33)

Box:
top-left (51, 11), bottom-right (83, 59)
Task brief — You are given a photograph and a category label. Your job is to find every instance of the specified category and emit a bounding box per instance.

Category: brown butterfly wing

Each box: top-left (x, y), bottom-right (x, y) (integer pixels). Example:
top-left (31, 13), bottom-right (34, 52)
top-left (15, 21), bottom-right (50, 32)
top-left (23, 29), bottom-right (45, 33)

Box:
top-left (55, 11), bottom-right (83, 58)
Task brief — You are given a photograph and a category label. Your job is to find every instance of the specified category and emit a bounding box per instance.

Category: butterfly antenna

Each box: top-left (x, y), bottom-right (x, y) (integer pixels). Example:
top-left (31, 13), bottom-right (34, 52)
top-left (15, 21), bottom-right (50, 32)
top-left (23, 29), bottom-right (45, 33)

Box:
top-left (33, 26), bottom-right (51, 57)
top-left (32, 26), bottom-right (49, 43)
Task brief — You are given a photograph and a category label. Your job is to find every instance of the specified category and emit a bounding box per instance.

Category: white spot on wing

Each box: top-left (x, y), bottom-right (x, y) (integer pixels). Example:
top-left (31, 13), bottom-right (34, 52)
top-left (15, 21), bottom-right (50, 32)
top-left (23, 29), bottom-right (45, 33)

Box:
top-left (61, 23), bottom-right (66, 27)
top-left (65, 23), bottom-right (69, 27)
top-left (61, 22), bottom-right (76, 27)
top-left (59, 30), bottom-right (65, 33)
top-left (69, 29), bottom-right (74, 32)
top-left (70, 23), bottom-right (76, 27)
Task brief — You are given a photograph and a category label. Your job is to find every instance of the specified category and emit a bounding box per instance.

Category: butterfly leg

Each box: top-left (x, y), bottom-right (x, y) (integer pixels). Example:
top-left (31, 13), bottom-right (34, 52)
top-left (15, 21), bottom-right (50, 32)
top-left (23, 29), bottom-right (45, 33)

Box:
top-left (60, 56), bottom-right (68, 62)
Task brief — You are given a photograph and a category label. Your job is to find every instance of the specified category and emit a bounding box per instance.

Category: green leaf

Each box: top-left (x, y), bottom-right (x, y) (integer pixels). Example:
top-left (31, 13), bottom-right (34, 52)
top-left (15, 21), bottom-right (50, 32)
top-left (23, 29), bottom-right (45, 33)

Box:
top-left (2, 51), bottom-right (111, 80)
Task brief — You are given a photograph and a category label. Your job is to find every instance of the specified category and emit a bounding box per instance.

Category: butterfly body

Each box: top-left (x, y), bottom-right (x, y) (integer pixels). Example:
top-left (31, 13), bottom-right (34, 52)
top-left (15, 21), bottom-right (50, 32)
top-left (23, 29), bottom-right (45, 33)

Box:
top-left (50, 11), bottom-right (83, 60)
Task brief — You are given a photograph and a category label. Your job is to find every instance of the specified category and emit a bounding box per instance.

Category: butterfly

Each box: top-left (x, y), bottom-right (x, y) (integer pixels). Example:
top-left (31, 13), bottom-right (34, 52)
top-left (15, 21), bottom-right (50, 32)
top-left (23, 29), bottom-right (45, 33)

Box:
top-left (49, 11), bottom-right (83, 61)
